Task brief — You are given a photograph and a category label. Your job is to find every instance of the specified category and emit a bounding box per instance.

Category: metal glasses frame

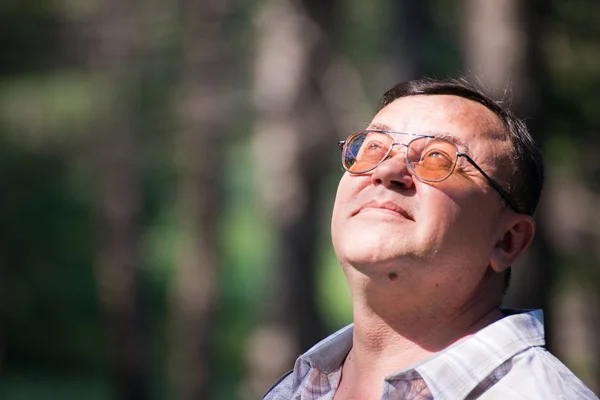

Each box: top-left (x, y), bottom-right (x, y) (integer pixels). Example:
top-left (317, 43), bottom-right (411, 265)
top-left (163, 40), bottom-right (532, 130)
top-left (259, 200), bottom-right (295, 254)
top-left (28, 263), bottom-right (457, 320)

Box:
top-left (338, 130), bottom-right (522, 214)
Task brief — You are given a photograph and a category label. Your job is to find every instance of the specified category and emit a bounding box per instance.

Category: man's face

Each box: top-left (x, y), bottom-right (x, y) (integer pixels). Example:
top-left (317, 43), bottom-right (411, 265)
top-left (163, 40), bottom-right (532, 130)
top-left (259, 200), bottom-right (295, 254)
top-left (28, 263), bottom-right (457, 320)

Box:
top-left (331, 95), bottom-right (513, 294)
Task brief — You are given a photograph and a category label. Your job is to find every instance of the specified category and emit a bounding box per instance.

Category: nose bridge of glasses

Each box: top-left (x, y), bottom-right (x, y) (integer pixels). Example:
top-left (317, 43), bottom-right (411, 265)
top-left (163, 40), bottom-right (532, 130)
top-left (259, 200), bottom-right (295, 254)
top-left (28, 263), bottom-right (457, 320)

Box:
top-left (389, 141), bottom-right (409, 158)
top-left (386, 132), bottom-right (429, 153)
top-left (392, 133), bottom-right (428, 155)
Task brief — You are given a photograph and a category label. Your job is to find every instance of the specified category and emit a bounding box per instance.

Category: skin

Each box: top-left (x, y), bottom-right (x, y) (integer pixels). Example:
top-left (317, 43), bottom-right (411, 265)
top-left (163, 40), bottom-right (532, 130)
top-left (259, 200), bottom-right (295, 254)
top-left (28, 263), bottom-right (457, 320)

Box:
top-left (330, 95), bottom-right (535, 400)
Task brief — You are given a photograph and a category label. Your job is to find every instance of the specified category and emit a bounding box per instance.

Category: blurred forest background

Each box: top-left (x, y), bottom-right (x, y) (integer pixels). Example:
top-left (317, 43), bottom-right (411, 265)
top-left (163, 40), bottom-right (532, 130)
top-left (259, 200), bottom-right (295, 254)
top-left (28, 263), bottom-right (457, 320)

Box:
top-left (1, 0), bottom-right (599, 399)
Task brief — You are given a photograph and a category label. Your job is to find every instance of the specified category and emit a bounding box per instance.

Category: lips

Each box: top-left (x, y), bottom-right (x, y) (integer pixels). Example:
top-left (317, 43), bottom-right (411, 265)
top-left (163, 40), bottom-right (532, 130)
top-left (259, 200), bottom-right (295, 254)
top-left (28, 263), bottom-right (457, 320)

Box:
top-left (355, 200), bottom-right (414, 220)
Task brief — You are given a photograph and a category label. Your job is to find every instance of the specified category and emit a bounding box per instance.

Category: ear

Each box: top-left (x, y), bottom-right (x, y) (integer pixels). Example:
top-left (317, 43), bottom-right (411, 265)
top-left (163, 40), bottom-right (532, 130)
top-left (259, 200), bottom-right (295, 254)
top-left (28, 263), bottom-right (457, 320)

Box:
top-left (489, 214), bottom-right (535, 273)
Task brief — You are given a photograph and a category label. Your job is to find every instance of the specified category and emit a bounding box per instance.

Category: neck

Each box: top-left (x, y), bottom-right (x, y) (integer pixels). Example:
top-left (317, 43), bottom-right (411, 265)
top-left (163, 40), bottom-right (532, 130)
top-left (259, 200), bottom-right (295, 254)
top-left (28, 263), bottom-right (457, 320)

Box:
top-left (343, 266), bottom-right (503, 382)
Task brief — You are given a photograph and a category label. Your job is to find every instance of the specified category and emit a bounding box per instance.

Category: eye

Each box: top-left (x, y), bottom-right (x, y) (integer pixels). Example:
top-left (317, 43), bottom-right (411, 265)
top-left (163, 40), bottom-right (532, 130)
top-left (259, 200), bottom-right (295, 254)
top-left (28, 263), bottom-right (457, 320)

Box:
top-left (423, 149), bottom-right (446, 159)
top-left (360, 140), bottom-right (388, 163)
top-left (418, 147), bottom-right (454, 170)
top-left (366, 140), bottom-right (383, 150)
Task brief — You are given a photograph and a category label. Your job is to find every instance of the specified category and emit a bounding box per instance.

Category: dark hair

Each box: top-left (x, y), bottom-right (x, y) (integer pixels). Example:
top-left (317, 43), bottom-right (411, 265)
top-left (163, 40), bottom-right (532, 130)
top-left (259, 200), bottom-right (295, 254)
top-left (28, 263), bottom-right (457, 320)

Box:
top-left (378, 78), bottom-right (544, 217)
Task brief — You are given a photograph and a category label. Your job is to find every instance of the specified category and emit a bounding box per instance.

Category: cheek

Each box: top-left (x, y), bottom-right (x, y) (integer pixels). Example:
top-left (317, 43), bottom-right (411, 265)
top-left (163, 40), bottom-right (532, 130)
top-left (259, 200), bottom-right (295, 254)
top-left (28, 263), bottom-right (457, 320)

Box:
top-left (414, 194), bottom-right (460, 246)
top-left (331, 176), bottom-right (355, 240)
top-left (445, 185), bottom-right (499, 236)
top-left (331, 174), bottom-right (366, 219)
top-left (331, 174), bottom-right (382, 259)
top-left (415, 184), bottom-right (488, 243)
top-left (421, 187), bottom-right (498, 262)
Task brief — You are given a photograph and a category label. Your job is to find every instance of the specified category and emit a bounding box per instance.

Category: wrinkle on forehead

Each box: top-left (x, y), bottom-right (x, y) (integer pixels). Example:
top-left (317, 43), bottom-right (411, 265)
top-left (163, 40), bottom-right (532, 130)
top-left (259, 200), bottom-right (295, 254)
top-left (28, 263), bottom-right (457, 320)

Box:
top-left (435, 95), bottom-right (507, 141)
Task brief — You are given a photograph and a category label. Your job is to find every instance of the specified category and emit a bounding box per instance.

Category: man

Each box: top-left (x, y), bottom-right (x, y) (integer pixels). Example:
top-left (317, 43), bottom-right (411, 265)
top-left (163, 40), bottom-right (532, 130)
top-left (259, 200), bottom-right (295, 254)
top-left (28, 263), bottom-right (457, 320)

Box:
top-left (263, 78), bottom-right (598, 399)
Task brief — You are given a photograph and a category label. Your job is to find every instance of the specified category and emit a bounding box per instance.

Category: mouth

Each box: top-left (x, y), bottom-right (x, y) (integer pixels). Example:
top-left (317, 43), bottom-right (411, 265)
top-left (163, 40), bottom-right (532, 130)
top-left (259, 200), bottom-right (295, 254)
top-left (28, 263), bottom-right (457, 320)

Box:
top-left (354, 200), bottom-right (414, 221)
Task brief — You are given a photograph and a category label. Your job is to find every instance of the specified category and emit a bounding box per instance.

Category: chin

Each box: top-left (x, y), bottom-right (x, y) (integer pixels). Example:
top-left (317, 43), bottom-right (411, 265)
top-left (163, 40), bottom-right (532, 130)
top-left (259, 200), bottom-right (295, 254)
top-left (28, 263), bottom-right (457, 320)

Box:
top-left (334, 232), bottom-right (409, 268)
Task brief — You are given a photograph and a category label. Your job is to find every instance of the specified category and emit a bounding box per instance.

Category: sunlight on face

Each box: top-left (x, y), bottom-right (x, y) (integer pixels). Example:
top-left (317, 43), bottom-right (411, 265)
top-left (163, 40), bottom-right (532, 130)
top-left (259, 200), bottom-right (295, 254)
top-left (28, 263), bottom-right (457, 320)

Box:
top-left (331, 95), bottom-right (511, 297)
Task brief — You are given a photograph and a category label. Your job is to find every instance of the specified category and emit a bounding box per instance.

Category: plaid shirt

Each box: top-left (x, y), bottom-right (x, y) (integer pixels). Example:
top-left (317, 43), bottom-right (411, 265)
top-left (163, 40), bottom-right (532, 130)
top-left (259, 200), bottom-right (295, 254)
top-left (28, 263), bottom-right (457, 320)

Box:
top-left (263, 310), bottom-right (598, 399)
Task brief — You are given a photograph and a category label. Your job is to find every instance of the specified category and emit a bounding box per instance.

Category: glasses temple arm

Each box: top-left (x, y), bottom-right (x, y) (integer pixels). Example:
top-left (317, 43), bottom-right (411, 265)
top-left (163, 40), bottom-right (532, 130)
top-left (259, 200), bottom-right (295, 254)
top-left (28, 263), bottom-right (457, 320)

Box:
top-left (461, 154), bottom-right (524, 214)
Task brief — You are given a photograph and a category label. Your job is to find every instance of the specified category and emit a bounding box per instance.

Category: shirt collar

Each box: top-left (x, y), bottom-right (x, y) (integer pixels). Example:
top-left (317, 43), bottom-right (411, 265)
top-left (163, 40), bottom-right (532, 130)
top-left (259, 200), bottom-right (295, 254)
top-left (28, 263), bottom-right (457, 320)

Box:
top-left (300, 323), bottom-right (353, 373)
top-left (414, 309), bottom-right (545, 400)
top-left (299, 309), bottom-right (545, 398)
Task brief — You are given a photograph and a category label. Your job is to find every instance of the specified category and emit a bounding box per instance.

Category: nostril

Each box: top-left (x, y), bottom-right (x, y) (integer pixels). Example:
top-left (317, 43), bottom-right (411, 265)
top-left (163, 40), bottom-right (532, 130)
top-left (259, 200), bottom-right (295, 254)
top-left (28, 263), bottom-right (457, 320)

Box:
top-left (389, 175), bottom-right (414, 189)
top-left (369, 156), bottom-right (415, 190)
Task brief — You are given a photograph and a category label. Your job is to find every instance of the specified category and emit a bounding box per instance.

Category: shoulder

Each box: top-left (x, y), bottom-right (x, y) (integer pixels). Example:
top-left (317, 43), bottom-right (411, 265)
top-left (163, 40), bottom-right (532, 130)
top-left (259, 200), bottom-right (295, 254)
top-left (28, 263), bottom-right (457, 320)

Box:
top-left (262, 324), bottom-right (353, 399)
top-left (263, 370), bottom-right (295, 399)
top-left (491, 347), bottom-right (598, 399)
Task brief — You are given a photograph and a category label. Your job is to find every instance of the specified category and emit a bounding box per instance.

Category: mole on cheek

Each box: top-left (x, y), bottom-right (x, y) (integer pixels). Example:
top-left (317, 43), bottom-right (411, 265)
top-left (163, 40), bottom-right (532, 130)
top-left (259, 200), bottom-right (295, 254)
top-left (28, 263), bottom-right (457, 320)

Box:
top-left (388, 272), bottom-right (398, 281)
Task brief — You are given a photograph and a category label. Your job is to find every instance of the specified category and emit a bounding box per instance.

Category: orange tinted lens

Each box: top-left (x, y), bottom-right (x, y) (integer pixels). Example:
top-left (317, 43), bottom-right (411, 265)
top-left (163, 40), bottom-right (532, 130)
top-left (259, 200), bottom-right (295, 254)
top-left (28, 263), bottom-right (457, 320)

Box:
top-left (408, 137), bottom-right (457, 181)
top-left (344, 132), bottom-right (393, 173)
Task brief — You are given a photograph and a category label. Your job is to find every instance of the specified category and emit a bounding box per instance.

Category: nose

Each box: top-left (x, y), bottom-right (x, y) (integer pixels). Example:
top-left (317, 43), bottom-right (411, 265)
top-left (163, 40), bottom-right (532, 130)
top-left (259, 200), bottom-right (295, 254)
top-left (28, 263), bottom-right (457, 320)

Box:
top-left (369, 144), bottom-right (415, 189)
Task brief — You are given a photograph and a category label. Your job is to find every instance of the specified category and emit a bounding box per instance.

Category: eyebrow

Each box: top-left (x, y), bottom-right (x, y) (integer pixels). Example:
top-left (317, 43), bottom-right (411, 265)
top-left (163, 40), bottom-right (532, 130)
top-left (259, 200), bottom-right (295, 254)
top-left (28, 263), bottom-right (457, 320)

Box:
top-left (426, 130), bottom-right (471, 153)
top-left (367, 122), bottom-right (392, 131)
top-left (365, 123), bottom-right (471, 153)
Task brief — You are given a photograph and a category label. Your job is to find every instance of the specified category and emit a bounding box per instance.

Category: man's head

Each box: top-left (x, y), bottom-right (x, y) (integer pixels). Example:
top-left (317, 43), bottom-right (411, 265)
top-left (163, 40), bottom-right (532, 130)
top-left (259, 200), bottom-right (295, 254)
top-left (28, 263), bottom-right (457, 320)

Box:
top-left (331, 78), bottom-right (543, 306)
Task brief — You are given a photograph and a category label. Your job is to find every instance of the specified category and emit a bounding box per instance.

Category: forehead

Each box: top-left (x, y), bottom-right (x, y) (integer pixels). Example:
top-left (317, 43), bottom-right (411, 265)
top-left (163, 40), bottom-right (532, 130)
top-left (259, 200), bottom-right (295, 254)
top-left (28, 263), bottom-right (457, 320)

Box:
top-left (369, 95), bottom-right (503, 147)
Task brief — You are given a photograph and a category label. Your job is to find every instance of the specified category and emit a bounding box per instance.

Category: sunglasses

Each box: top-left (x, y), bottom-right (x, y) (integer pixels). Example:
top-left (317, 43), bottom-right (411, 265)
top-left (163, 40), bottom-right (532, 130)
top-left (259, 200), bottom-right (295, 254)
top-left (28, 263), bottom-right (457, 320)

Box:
top-left (338, 130), bottom-right (522, 214)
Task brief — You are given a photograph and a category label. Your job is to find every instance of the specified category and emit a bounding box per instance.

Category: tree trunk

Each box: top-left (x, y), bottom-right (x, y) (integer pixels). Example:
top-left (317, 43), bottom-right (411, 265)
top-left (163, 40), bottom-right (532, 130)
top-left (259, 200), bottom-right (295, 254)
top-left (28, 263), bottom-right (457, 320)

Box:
top-left (246, 0), bottom-right (340, 396)
top-left (167, 0), bottom-right (234, 399)
top-left (93, 118), bottom-right (147, 400)
top-left (77, 2), bottom-right (149, 398)
top-left (389, 0), bottom-right (436, 79)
